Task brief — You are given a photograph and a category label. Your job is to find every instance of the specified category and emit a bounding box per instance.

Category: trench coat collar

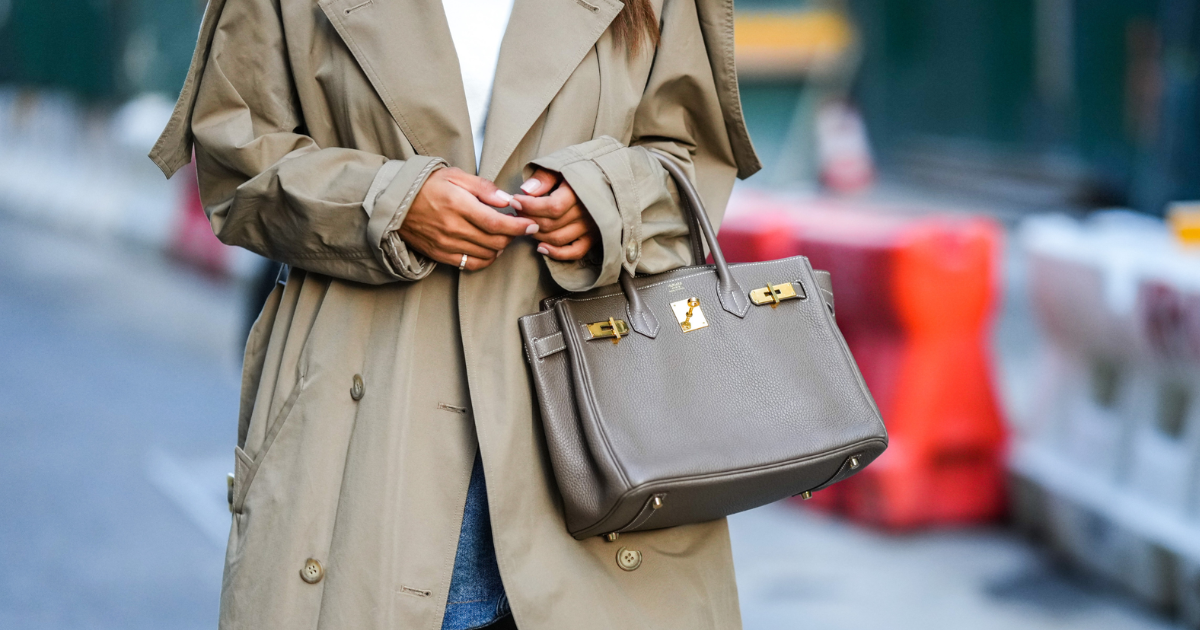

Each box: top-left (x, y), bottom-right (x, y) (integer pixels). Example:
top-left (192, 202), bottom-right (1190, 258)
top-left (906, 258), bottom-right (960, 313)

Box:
top-left (319, 0), bottom-right (622, 179)
top-left (319, 0), bottom-right (477, 170)
top-left (478, 0), bottom-right (623, 180)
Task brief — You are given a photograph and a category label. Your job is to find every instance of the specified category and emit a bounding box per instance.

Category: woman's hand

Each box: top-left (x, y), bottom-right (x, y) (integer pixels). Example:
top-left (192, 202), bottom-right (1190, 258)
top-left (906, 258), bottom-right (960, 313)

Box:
top-left (512, 169), bottom-right (600, 261)
top-left (400, 167), bottom-right (539, 271)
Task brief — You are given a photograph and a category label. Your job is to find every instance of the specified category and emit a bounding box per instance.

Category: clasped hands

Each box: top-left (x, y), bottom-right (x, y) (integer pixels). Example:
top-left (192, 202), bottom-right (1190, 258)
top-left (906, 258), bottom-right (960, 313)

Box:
top-left (400, 166), bottom-right (599, 271)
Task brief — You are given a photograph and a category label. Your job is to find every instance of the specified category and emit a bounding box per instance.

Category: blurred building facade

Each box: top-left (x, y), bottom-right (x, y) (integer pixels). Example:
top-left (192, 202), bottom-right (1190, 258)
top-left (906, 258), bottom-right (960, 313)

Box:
top-left (0, 0), bottom-right (1196, 213)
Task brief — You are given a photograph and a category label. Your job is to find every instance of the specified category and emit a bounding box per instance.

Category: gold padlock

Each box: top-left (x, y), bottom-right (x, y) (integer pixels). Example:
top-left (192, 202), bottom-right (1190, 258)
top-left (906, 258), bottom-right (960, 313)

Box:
top-left (670, 297), bottom-right (708, 332)
top-left (682, 298), bottom-right (700, 330)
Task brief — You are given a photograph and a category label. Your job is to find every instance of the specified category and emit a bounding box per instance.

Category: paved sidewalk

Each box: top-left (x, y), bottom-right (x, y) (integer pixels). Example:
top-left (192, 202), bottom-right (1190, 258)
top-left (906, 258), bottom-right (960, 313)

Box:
top-left (730, 503), bottom-right (1179, 630)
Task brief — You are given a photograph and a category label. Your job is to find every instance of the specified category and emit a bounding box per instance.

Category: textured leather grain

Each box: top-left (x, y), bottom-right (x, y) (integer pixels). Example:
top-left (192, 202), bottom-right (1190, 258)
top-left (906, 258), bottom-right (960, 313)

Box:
top-left (519, 152), bottom-right (887, 539)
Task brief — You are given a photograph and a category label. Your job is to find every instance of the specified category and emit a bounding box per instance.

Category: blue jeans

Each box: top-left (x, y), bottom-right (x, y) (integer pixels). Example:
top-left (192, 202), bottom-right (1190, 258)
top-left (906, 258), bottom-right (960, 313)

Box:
top-left (441, 454), bottom-right (508, 630)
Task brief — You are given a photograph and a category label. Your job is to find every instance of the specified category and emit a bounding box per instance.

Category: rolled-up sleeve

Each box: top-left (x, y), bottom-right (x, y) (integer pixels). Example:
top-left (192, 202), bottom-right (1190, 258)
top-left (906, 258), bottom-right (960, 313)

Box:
top-left (364, 156), bottom-right (446, 281)
top-left (529, 137), bottom-right (691, 291)
top-left (169, 0), bottom-right (447, 285)
top-left (525, 0), bottom-right (751, 293)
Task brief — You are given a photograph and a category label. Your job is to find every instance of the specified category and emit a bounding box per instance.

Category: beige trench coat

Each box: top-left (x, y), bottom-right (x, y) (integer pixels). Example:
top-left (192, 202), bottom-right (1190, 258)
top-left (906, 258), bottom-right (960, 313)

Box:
top-left (151, 0), bottom-right (760, 628)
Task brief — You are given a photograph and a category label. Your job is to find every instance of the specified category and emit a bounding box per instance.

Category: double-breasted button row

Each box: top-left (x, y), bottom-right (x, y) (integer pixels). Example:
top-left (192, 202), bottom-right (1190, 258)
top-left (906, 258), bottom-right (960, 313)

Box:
top-left (350, 374), bottom-right (364, 401)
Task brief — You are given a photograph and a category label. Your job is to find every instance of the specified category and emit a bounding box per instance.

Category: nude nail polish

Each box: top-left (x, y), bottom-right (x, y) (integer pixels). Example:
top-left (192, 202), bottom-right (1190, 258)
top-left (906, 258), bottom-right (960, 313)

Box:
top-left (496, 190), bottom-right (513, 203)
top-left (525, 224), bottom-right (540, 235)
top-left (537, 245), bottom-right (549, 255)
top-left (521, 178), bottom-right (540, 194)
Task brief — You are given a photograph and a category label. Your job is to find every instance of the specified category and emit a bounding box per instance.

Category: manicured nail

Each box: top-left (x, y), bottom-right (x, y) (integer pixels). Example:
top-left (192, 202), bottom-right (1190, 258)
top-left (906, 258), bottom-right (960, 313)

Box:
top-left (509, 197), bottom-right (523, 212)
top-left (495, 190), bottom-right (513, 203)
top-left (521, 178), bottom-right (540, 194)
top-left (537, 245), bottom-right (549, 255)
top-left (497, 249), bottom-right (504, 257)
top-left (525, 224), bottom-right (540, 235)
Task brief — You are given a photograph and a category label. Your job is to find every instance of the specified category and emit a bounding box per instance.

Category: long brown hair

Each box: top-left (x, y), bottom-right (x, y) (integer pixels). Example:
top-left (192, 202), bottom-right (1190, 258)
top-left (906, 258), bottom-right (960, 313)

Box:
top-left (611, 0), bottom-right (661, 56)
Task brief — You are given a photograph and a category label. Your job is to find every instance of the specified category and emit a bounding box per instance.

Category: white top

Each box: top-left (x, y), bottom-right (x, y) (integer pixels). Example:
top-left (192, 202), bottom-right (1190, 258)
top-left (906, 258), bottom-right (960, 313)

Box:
top-left (441, 0), bottom-right (516, 169)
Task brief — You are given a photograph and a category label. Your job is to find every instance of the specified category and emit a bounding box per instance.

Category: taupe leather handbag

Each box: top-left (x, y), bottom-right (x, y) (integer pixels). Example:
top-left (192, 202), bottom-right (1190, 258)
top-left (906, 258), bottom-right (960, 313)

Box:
top-left (519, 152), bottom-right (887, 540)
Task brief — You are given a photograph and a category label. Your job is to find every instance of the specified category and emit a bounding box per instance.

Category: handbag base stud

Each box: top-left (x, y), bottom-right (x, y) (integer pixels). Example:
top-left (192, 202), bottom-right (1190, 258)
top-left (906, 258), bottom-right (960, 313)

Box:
top-left (604, 532), bottom-right (620, 542)
top-left (850, 456), bottom-right (861, 470)
top-left (798, 491), bottom-right (813, 500)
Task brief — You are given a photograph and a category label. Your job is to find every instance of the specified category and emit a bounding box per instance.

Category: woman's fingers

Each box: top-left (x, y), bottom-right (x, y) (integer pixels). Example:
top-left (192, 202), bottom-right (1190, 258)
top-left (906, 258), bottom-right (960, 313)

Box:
top-left (412, 223), bottom-right (504, 259)
top-left (458, 197), bottom-right (539, 237)
top-left (520, 168), bottom-right (560, 196)
top-left (443, 232), bottom-right (509, 258)
top-left (537, 234), bottom-right (594, 261)
top-left (442, 167), bottom-right (515, 208)
top-left (533, 220), bottom-right (590, 247)
top-left (523, 203), bottom-right (582, 234)
top-left (513, 183), bottom-right (577, 219)
top-left (426, 248), bottom-right (497, 271)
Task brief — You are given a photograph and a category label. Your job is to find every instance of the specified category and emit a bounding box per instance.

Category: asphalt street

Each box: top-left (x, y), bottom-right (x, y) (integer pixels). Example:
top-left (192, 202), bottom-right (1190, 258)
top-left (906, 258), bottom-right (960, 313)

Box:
top-left (0, 213), bottom-right (1183, 629)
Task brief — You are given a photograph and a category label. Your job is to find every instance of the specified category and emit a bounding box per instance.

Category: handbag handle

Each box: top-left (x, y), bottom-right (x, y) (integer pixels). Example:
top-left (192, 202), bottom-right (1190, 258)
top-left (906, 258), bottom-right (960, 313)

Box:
top-left (618, 152), bottom-right (750, 338)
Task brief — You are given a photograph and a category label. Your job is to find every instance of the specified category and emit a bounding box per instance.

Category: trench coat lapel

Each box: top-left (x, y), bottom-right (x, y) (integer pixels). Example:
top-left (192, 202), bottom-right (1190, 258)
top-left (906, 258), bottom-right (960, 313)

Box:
top-left (318, 0), bottom-right (476, 169)
top-left (477, 0), bottom-right (623, 181)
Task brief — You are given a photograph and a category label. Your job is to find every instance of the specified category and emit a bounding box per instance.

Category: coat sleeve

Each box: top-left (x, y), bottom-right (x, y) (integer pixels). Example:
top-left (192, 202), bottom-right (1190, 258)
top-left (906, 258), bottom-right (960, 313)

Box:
top-left (529, 0), bottom-right (760, 292)
top-left (148, 0), bottom-right (439, 284)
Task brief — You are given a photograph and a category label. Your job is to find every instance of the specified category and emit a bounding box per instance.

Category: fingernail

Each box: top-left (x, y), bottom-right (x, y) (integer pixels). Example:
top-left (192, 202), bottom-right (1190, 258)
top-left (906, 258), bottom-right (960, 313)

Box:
top-left (495, 190), bottom-right (513, 203)
top-left (537, 245), bottom-right (549, 255)
top-left (521, 178), bottom-right (540, 194)
top-left (509, 197), bottom-right (523, 212)
top-left (497, 249), bottom-right (504, 257)
top-left (525, 224), bottom-right (540, 235)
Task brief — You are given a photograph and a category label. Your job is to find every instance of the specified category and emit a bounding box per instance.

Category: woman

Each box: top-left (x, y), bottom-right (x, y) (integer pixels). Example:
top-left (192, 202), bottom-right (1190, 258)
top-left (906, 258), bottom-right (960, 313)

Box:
top-left (150, 0), bottom-right (760, 627)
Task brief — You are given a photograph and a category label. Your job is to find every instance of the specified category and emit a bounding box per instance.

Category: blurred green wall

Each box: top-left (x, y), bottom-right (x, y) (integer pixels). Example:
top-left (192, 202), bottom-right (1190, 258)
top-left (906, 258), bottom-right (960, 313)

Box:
top-left (846, 0), bottom-right (1198, 210)
top-left (0, 0), bottom-right (203, 101)
top-left (851, 0), bottom-right (1037, 147)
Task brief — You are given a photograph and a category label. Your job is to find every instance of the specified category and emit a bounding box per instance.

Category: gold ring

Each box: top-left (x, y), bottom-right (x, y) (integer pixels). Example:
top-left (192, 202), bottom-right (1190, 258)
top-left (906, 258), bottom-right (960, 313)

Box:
top-left (458, 254), bottom-right (469, 271)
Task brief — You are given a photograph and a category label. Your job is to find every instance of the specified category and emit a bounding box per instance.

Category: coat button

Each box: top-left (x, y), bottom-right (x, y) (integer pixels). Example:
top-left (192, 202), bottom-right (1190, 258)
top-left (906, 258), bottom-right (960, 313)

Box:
top-left (625, 242), bottom-right (638, 264)
top-left (616, 546), bottom-right (642, 571)
top-left (350, 374), bottom-right (364, 401)
top-left (300, 558), bottom-right (324, 584)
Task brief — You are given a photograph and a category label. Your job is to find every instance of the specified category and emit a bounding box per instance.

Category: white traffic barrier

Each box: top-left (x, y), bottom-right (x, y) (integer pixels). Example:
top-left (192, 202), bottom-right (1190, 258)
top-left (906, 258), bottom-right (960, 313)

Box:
top-left (1012, 211), bottom-right (1200, 621)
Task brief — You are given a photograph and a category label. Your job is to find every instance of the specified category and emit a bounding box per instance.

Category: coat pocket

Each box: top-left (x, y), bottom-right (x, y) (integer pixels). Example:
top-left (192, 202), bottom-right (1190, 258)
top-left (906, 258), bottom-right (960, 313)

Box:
top-left (230, 380), bottom-right (304, 514)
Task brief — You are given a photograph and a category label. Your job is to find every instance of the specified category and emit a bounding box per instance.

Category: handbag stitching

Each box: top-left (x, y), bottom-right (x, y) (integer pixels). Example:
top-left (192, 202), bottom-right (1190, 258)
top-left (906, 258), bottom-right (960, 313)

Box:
top-left (615, 493), bottom-right (667, 533)
top-left (530, 332), bottom-right (565, 360)
top-left (557, 258), bottom-right (797, 307)
top-left (540, 258), bottom-right (806, 309)
top-left (558, 306), bottom-right (632, 490)
top-left (805, 261), bottom-right (886, 429)
top-left (573, 438), bottom-right (887, 536)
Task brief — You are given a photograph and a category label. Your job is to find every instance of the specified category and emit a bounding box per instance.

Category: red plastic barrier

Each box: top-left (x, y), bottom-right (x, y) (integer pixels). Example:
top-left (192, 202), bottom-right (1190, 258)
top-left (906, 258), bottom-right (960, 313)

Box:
top-left (720, 195), bottom-right (1007, 529)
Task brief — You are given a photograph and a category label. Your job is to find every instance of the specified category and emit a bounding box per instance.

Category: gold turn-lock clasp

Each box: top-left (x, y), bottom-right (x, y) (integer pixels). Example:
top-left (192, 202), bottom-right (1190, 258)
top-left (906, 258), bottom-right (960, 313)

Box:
top-left (670, 297), bottom-right (708, 332)
top-left (750, 282), bottom-right (804, 307)
top-left (586, 317), bottom-right (629, 344)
